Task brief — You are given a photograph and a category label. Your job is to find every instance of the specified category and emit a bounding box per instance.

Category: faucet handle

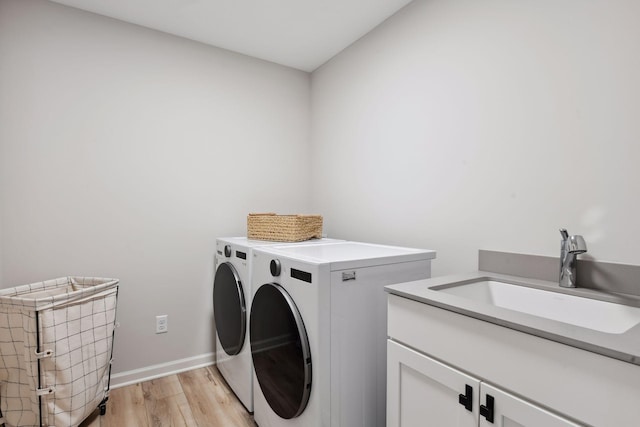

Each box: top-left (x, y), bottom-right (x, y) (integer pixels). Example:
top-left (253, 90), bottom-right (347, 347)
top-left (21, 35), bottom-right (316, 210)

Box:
top-left (559, 228), bottom-right (569, 239)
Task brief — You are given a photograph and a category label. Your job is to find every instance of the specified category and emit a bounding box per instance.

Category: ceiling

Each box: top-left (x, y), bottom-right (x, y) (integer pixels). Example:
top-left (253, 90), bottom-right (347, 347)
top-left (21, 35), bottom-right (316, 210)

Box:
top-left (49, 0), bottom-right (414, 72)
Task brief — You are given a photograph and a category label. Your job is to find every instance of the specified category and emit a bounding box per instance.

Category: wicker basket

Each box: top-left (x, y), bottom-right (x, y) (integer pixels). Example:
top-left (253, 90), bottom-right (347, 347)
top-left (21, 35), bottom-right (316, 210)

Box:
top-left (247, 213), bottom-right (323, 242)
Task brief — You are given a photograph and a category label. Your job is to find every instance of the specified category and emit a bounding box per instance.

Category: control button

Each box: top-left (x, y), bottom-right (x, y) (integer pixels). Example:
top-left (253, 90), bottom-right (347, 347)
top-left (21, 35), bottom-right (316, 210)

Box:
top-left (224, 245), bottom-right (232, 257)
top-left (270, 259), bottom-right (281, 277)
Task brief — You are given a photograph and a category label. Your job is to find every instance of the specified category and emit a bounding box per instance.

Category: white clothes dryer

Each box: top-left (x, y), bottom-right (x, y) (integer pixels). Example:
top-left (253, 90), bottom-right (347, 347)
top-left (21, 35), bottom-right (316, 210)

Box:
top-left (249, 241), bottom-right (436, 427)
top-left (213, 237), bottom-right (343, 412)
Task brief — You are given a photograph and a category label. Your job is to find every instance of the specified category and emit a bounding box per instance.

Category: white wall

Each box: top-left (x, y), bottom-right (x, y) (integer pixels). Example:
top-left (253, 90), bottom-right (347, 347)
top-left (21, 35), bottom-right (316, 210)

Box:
top-left (0, 0), bottom-right (311, 375)
top-left (3, 0), bottom-right (640, 379)
top-left (311, 0), bottom-right (640, 276)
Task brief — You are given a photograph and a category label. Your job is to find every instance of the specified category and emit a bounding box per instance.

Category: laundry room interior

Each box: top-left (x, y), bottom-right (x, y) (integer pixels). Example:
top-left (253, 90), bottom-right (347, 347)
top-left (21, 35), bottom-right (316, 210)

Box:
top-left (1, 0), bottom-right (639, 426)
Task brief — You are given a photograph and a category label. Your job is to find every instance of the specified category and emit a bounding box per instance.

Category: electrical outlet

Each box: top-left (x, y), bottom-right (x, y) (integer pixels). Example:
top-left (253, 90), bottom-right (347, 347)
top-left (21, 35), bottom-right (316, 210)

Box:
top-left (156, 315), bottom-right (168, 334)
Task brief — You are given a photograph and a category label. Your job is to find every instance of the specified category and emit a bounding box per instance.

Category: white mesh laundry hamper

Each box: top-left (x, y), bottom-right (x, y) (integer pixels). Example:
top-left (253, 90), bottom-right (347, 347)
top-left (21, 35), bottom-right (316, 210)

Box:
top-left (0, 277), bottom-right (119, 427)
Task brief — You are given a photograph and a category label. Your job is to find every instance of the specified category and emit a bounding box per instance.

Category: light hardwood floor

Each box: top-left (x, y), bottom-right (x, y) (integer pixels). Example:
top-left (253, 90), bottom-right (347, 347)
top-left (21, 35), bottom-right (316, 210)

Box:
top-left (80, 366), bottom-right (257, 427)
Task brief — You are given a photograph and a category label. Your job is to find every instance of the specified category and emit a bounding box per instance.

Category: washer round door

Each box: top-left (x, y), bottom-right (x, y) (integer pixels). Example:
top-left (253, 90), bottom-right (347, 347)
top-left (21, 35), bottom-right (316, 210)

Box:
top-left (213, 262), bottom-right (246, 356)
top-left (250, 283), bottom-right (312, 419)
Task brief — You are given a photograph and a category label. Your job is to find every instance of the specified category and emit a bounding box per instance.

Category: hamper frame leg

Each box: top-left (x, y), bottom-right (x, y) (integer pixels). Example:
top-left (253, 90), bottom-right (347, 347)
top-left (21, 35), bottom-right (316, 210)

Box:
top-left (99, 397), bottom-right (108, 416)
top-left (99, 287), bottom-right (118, 418)
top-left (35, 310), bottom-right (44, 427)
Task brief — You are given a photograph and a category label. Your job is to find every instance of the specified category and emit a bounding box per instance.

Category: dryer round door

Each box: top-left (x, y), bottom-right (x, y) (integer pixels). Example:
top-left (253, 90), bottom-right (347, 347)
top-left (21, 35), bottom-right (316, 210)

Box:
top-left (213, 262), bottom-right (246, 356)
top-left (250, 283), bottom-right (312, 420)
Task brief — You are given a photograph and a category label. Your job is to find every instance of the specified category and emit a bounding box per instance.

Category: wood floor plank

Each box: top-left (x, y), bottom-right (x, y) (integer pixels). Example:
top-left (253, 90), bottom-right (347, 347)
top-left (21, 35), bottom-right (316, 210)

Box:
top-left (207, 366), bottom-right (256, 427)
top-left (103, 383), bottom-right (150, 427)
top-left (141, 374), bottom-right (184, 401)
top-left (79, 366), bottom-right (257, 426)
top-left (206, 366), bottom-right (257, 427)
top-left (142, 375), bottom-right (197, 427)
top-left (178, 367), bottom-right (256, 427)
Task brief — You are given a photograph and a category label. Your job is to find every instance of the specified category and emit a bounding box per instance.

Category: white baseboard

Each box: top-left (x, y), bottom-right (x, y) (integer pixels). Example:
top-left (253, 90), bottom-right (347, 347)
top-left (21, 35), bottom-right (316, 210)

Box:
top-left (109, 352), bottom-right (216, 389)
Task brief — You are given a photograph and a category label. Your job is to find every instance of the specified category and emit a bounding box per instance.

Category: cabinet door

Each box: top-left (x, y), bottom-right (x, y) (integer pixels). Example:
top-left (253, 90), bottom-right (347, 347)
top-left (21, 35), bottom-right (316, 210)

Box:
top-left (387, 340), bottom-right (479, 427)
top-left (479, 383), bottom-right (583, 427)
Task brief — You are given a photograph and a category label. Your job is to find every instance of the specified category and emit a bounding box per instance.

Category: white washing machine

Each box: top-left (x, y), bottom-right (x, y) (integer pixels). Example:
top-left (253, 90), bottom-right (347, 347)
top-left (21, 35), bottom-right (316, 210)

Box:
top-left (249, 241), bottom-right (436, 427)
top-left (213, 237), bottom-right (343, 412)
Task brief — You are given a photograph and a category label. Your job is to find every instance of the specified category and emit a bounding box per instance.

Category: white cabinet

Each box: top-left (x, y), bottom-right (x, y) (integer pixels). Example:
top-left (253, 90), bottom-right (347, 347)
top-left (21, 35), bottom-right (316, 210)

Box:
top-left (387, 340), bottom-right (580, 427)
top-left (387, 294), bottom-right (640, 426)
top-left (387, 340), bottom-right (478, 427)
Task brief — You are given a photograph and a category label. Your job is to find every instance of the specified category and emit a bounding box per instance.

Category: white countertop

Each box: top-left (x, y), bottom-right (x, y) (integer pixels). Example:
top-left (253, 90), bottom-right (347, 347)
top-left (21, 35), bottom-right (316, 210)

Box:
top-left (257, 241), bottom-right (436, 270)
top-left (385, 272), bottom-right (640, 366)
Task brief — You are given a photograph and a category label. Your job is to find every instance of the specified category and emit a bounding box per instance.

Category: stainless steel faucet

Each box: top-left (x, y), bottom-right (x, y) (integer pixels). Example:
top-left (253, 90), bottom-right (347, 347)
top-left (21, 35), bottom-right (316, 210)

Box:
top-left (559, 228), bottom-right (587, 288)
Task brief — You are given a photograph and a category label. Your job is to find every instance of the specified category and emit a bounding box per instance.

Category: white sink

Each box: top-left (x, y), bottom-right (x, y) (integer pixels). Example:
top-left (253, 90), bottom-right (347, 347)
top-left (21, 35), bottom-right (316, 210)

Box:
top-left (437, 280), bottom-right (640, 334)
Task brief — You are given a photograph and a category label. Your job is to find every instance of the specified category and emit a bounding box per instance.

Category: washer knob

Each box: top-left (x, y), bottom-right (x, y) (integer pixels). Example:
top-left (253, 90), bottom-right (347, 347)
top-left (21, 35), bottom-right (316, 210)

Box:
top-left (224, 245), bottom-right (232, 258)
top-left (270, 259), bottom-right (281, 277)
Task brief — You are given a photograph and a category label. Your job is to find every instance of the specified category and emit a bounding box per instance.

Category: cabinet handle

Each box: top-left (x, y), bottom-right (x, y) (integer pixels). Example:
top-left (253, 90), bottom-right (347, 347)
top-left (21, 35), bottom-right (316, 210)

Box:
top-left (458, 384), bottom-right (473, 412)
top-left (480, 394), bottom-right (495, 423)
